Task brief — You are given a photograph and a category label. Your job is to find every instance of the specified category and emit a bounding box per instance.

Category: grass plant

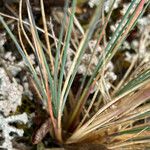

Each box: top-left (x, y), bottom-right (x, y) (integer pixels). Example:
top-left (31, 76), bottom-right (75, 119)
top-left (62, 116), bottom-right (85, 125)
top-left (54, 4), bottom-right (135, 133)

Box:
top-left (0, 0), bottom-right (150, 149)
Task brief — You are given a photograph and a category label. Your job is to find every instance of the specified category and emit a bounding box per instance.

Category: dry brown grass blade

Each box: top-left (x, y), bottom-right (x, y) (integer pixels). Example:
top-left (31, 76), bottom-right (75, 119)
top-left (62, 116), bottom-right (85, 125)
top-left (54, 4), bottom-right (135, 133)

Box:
top-left (0, 12), bottom-right (64, 45)
top-left (17, 20), bottom-right (36, 81)
top-left (110, 126), bottom-right (150, 143)
top-left (77, 89), bottom-right (99, 129)
top-left (101, 103), bottom-right (150, 130)
top-left (40, 0), bottom-right (54, 74)
top-left (108, 139), bottom-right (150, 149)
top-left (87, 82), bottom-right (150, 132)
top-left (19, 0), bottom-right (35, 51)
top-left (66, 1), bottom-right (115, 128)
top-left (67, 80), bottom-right (150, 143)
top-left (75, 100), bottom-right (150, 144)
top-left (26, 0), bottom-right (58, 139)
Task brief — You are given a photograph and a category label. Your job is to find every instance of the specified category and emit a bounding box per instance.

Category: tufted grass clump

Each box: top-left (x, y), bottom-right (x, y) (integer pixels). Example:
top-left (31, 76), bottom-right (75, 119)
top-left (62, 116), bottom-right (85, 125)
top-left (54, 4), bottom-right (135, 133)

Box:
top-left (0, 0), bottom-right (150, 149)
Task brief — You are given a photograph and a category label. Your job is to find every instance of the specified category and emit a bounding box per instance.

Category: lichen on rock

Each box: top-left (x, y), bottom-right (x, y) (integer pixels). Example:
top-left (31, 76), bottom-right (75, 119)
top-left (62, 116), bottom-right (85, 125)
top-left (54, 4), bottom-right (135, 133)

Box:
top-left (0, 113), bottom-right (28, 150)
top-left (0, 67), bottom-right (28, 150)
top-left (0, 68), bottom-right (23, 116)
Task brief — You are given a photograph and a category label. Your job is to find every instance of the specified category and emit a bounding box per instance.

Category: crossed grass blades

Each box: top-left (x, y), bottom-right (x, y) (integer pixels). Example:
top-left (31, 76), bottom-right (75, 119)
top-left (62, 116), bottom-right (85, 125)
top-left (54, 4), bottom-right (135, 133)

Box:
top-left (0, 0), bottom-right (150, 149)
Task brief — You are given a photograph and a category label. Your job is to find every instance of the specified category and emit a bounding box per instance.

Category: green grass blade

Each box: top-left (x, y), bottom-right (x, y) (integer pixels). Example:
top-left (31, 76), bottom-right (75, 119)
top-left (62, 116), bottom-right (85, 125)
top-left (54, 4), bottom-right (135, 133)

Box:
top-left (111, 125), bottom-right (150, 136)
top-left (58, 0), bottom-right (77, 113)
top-left (62, 0), bottom-right (105, 111)
top-left (66, 0), bottom-right (148, 133)
top-left (75, 0), bottom-right (116, 102)
top-left (54, 0), bottom-right (69, 114)
top-left (26, 0), bottom-right (57, 114)
top-left (116, 69), bottom-right (150, 96)
top-left (0, 16), bottom-right (47, 103)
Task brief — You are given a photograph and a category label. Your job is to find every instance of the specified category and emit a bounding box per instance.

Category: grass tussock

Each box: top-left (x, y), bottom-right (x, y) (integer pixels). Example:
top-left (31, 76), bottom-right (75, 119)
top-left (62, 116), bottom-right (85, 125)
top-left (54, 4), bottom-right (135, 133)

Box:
top-left (0, 0), bottom-right (150, 149)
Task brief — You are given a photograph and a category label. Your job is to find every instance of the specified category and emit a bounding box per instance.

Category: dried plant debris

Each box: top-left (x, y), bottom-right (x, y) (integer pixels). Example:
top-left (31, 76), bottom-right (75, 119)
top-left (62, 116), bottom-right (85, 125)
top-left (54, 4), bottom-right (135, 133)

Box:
top-left (64, 143), bottom-right (108, 150)
top-left (0, 113), bottom-right (28, 150)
